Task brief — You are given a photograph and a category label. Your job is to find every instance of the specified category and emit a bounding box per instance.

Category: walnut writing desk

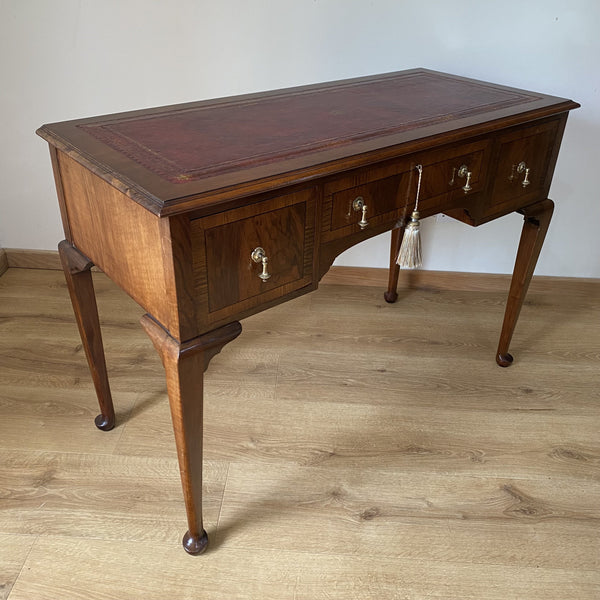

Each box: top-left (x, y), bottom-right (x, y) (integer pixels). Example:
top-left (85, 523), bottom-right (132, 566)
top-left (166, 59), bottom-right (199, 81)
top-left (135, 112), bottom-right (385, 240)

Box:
top-left (37, 69), bottom-right (579, 554)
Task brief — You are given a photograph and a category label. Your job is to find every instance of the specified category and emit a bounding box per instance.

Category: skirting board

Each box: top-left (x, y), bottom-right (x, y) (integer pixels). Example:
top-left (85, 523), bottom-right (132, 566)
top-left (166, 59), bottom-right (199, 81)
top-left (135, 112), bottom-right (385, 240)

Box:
top-left (0, 248), bottom-right (8, 277)
top-left (3, 248), bottom-right (99, 273)
top-left (320, 265), bottom-right (516, 292)
top-left (321, 265), bottom-right (600, 294)
top-left (2, 248), bottom-right (598, 295)
top-left (5, 248), bottom-right (62, 270)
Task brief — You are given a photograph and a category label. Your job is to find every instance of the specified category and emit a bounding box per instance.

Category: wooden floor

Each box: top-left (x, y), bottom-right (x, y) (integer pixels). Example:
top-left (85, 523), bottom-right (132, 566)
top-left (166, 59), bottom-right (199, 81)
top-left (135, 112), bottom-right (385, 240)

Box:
top-left (1, 267), bottom-right (599, 599)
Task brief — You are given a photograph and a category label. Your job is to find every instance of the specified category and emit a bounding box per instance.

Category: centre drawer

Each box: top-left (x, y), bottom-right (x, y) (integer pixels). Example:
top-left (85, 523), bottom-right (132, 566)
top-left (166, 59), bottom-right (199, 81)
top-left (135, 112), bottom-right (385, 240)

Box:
top-left (322, 163), bottom-right (410, 242)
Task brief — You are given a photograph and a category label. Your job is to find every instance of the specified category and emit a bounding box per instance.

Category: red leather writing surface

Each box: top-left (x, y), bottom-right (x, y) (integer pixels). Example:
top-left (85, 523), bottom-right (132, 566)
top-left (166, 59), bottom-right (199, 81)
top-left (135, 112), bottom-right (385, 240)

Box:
top-left (80, 72), bottom-right (536, 183)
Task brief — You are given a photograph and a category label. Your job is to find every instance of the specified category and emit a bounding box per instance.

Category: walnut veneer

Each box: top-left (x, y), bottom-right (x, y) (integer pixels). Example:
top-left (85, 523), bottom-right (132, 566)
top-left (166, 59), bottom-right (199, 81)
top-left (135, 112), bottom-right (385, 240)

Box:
top-left (37, 69), bottom-right (579, 554)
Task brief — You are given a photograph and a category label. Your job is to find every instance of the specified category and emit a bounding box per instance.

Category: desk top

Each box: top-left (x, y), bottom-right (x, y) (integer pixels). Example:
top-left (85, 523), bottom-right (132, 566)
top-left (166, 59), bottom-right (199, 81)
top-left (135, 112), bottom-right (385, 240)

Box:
top-left (37, 69), bottom-right (578, 216)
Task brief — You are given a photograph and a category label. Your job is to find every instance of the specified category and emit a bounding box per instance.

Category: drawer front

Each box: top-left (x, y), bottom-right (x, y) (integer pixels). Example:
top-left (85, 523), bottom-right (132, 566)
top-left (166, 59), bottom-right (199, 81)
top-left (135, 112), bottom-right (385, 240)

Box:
top-left (191, 188), bottom-right (315, 323)
top-left (323, 165), bottom-right (410, 242)
top-left (415, 139), bottom-right (489, 211)
top-left (485, 120), bottom-right (560, 217)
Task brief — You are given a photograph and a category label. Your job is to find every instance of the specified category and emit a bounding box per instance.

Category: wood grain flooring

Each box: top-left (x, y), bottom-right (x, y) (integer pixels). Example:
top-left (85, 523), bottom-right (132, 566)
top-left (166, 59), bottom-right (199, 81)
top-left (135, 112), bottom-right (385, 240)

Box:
top-left (0, 267), bottom-right (599, 599)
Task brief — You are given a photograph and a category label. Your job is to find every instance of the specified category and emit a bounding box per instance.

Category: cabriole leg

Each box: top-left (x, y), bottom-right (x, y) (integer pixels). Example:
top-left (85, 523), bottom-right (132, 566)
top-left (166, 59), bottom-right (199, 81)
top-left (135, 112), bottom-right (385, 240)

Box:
top-left (496, 199), bottom-right (554, 367)
top-left (141, 315), bottom-right (241, 555)
top-left (58, 240), bottom-right (115, 430)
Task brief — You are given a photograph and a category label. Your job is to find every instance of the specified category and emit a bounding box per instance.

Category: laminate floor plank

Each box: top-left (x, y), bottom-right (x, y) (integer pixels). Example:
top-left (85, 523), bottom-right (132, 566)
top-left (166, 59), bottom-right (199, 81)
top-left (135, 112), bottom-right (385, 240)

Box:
top-left (7, 535), bottom-right (599, 600)
top-left (0, 386), bottom-right (137, 454)
top-left (0, 449), bottom-right (227, 544)
top-left (0, 534), bottom-right (35, 600)
top-left (117, 379), bottom-right (600, 483)
top-left (216, 462), bottom-right (600, 562)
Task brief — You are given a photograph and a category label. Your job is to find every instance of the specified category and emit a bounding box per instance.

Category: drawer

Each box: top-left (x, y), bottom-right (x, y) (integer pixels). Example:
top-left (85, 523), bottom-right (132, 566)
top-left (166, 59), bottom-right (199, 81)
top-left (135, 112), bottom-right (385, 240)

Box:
top-left (322, 163), bottom-right (410, 242)
top-left (485, 119), bottom-right (560, 217)
top-left (191, 188), bottom-right (316, 322)
top-left (415, 139), bottom-right (490, 210)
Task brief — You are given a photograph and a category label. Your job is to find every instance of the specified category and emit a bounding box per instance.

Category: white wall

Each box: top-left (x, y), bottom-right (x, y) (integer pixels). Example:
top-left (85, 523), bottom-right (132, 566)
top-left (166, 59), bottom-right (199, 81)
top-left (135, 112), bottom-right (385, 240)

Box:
top-left (1, 0), bottom-right (598, 277)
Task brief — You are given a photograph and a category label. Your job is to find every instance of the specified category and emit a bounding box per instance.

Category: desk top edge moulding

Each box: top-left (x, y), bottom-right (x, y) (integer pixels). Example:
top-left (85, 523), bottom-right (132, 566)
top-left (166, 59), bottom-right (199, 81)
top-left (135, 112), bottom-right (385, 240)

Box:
top-left (37, 69), bottom-right (579, 554)
top-left (37, 68), bottom-right (579, 217)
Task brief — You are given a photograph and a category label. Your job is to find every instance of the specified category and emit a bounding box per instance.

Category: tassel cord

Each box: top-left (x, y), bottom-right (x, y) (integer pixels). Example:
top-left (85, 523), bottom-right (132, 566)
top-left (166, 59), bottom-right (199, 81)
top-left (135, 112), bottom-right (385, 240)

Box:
top-left (413, 164), bottom-right (423, 212)
top-left (396, 164), bottom-right (424, 270)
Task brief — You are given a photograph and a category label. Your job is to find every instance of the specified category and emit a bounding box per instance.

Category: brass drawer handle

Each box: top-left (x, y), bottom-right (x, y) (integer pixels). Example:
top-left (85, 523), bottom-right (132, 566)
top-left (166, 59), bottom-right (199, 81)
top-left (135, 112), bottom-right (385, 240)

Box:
top-left (353, 196), bottom-right (369, 229)
top-left (450, 164), bottom-right (472, 193)
top-left (458, 164), bottom-right (472, 193)
top-left (251, 247), bottom-right (271, 281)
top-left (517, 161), bottom-right (531, 187)
top-left (509, 161), bottom-right (531, 187)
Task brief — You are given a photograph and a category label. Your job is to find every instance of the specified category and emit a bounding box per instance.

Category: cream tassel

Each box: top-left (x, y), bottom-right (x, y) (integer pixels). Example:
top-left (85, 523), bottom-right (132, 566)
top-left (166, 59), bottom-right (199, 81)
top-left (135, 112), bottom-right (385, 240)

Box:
top-left (397, 210), bottom-right (422, 269)
top-left (397, 164), bottom-right (423, 270)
